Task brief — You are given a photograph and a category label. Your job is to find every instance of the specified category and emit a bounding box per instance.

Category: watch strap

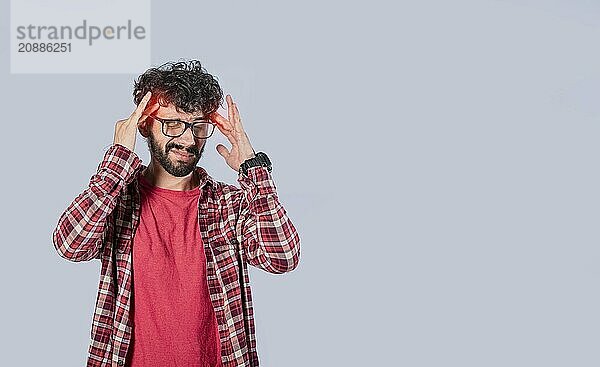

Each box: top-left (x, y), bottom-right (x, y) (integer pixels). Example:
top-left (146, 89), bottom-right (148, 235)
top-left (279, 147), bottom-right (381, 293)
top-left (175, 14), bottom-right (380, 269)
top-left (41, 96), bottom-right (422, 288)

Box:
top-left (239, 152), bottom-right (272, 176)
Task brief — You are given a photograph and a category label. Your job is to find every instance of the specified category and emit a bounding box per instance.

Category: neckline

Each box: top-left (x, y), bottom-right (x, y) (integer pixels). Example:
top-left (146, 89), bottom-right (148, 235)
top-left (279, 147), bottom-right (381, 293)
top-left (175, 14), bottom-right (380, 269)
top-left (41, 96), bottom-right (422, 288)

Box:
top-left (138, 173), bottom-right (201, 197)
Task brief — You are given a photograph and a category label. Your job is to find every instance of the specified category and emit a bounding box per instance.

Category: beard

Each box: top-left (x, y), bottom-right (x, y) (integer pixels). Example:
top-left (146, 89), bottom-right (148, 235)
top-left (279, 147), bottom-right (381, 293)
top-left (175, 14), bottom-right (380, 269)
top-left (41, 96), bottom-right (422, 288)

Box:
top-left (146, 132), bottom-right (204, 177)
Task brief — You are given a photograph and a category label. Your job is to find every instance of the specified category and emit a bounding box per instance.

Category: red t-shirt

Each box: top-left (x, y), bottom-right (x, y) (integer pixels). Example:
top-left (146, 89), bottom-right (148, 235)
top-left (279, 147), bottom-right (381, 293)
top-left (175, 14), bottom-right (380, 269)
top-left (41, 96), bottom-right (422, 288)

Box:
top-left (126, 174), bottom-right (222, 367)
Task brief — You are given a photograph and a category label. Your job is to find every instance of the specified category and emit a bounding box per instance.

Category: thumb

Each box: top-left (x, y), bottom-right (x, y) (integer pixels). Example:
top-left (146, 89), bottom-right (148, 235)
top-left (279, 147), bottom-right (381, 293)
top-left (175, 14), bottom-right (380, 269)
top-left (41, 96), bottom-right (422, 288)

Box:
top-left (216, 144), bottom-right (230, 158)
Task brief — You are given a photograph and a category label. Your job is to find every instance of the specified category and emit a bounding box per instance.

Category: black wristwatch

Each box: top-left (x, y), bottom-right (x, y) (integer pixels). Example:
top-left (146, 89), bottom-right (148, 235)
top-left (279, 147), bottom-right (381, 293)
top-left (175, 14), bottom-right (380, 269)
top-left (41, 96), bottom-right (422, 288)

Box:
top-left (239, 152), bottom-right (272, 176)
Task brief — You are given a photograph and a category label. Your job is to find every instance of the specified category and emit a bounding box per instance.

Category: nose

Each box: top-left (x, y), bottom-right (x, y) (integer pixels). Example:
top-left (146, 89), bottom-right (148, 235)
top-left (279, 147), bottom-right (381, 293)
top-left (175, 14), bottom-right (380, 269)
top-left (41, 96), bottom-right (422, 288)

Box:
top-left (177, 124), bottom-right (196, 145)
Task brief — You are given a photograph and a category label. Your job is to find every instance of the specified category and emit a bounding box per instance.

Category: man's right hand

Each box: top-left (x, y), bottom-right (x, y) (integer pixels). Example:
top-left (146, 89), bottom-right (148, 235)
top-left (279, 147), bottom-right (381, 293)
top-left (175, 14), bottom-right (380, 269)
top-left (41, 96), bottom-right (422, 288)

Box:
top-left (113, 91), bottom-right (157, 151)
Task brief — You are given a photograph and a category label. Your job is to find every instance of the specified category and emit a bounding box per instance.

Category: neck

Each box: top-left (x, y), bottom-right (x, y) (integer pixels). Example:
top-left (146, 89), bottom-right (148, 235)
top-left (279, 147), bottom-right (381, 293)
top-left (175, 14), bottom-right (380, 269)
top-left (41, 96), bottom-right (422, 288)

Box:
top-left (142, 159), bottom-right (198, 191)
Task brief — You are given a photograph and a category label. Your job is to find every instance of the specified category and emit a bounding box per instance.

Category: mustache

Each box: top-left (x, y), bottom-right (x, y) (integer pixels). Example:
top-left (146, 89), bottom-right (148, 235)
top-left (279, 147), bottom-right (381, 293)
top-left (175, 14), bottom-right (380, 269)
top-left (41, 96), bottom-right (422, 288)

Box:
top-left (167, 142), bottom-right (199, 157)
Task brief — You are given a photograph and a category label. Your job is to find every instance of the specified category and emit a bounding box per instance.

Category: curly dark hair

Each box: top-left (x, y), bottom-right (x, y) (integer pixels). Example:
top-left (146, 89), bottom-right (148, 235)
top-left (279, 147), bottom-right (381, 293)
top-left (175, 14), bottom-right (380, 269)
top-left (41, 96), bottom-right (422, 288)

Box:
top-left (133, 60), bottom-right (223, 116)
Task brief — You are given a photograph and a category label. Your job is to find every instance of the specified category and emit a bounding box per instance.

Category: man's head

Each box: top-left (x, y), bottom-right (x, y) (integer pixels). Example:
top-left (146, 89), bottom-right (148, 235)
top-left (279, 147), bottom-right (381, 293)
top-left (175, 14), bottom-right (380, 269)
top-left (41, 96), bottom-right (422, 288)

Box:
top-left (132, 60), bottom-right (223, 177)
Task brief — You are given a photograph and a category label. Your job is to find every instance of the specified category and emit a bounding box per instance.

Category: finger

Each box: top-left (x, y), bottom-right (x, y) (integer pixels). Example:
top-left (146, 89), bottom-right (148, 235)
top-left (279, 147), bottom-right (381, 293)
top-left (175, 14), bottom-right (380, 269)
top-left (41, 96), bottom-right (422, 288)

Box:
top-left (226, 95), bottom-right (235, 126)
top-left (142, 97), bottom-right (160, 116)
top-left (219, 126), bottom-right (239, 148)
top-left (216, 144), bottom-right (230, 158)
top-left (131, 91), bottom-right (152, 122)
top-left (231, 104), bottom-right (247, 140)
top-left (130, 94), bottom-right (152, 126)
top-left (140, 102), bottom-right (159, 122)
top-left (232, 102), bottom-right (244, 131)
top-left (210, 111), bottom-right (233, 131)
top-left (213, 119), bottom-right (233, 137)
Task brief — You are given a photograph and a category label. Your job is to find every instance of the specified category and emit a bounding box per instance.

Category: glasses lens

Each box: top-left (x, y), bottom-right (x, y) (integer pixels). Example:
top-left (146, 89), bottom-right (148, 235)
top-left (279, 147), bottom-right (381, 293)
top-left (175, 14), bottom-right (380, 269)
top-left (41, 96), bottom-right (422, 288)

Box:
top-left (163, 121), bottom-right (184, 137)
top-left (192, 122), bottom-right (214, 138)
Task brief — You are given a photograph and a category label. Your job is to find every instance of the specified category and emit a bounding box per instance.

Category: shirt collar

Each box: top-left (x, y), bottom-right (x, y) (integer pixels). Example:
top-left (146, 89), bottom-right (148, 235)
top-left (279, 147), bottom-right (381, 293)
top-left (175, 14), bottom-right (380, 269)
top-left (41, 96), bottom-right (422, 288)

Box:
top-left (194, 166), bottom-right (217, 190)
top-left (137, 164), bottom-right (216, 191)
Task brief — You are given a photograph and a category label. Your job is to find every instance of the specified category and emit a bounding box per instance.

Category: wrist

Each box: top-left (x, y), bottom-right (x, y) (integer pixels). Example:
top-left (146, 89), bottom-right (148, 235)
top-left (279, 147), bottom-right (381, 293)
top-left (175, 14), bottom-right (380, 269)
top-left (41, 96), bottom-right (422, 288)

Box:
top-left (239, 152), bottom-right (272, 176)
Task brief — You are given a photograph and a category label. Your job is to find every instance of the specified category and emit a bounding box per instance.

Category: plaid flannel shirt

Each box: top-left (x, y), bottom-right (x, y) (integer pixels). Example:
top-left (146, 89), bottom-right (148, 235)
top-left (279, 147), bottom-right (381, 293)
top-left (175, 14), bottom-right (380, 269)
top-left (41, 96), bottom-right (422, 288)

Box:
top-left (52, 144), bottom-right (301, 367)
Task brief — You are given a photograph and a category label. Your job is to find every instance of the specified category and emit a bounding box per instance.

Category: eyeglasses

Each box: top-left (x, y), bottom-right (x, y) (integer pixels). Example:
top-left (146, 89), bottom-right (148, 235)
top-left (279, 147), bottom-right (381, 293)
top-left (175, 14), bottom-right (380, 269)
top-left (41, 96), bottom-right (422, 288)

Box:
top-left (147, 115), bottom-right (216, 139)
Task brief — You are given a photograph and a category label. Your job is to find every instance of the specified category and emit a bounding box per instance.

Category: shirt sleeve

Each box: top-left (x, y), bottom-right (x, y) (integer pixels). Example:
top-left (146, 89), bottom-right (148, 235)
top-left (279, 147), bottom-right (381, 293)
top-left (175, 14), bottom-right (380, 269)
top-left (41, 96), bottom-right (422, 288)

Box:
top-left (52, 144), bottom-right (142, 262)
top-left (235, 165), bottom-right (301, 274)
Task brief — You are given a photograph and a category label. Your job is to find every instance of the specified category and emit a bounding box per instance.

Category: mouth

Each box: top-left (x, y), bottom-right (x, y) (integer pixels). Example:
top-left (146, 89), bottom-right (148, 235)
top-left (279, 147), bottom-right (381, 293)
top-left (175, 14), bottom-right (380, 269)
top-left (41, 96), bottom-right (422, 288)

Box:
top-left (170, 149), bottom-right (194, 161)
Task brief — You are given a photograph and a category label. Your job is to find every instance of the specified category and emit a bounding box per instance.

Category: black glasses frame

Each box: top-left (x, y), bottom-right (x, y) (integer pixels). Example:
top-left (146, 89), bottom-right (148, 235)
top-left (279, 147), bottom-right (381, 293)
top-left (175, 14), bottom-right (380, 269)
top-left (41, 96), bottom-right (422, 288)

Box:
top-left (147, 115), bottom-right (216, 139)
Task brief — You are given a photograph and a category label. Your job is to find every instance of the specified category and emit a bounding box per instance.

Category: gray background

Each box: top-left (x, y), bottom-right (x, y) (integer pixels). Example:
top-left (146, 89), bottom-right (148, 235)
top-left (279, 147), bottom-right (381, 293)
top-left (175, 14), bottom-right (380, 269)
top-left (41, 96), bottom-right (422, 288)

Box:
top-left (1, 0), bottom-right (599, 366)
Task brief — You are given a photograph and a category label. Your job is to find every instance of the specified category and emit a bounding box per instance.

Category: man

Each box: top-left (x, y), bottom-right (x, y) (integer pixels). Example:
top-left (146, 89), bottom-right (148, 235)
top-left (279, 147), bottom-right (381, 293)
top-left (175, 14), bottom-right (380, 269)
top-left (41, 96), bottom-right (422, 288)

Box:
top-left (52, 60), bottom-right (300, 367)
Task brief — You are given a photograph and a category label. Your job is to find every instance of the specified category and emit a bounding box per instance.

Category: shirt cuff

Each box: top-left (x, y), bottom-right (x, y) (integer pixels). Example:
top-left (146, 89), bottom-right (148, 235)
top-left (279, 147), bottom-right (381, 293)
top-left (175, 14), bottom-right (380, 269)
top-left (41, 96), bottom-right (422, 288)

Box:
top-left (97, 144), bottom-right (143, 185)
top-left (237, 166), bottom-right (277, 201)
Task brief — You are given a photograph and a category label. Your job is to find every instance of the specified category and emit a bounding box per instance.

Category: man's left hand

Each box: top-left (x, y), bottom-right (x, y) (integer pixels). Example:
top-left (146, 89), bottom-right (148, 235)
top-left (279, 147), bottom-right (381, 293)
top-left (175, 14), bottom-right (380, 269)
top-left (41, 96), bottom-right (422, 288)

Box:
top-left (210, 94), bottom-right (256, 172)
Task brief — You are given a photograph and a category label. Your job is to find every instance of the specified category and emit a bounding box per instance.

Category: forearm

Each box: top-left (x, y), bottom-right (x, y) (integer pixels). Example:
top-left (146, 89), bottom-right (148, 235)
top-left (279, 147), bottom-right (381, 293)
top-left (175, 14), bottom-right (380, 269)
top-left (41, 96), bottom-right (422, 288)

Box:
top-left (237, 166), bottom-right (301, 274)
top-left (52, 144), bottom-right (141, 262)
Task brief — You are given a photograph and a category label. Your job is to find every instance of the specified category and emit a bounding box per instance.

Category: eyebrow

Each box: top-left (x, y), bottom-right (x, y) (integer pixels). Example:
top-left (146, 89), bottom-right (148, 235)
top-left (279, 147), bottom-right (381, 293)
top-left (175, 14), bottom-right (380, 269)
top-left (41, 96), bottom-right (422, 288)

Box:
top-left (156, 116), bottom-right (207, 121)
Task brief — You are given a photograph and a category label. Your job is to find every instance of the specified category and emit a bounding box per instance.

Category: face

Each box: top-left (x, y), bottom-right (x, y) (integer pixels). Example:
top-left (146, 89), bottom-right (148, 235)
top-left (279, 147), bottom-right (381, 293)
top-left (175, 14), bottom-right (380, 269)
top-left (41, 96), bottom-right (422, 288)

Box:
top-left (140, 102), bottom-right (208, 177)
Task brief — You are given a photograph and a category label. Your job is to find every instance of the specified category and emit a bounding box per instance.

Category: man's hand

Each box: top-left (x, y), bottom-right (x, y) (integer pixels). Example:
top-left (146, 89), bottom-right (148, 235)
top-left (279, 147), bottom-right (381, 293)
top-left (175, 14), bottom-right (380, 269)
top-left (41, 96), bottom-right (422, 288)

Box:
top-left (113, 91), bottom-right (157, 151)
top-left (210, 94), bottom-right (256, 172)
